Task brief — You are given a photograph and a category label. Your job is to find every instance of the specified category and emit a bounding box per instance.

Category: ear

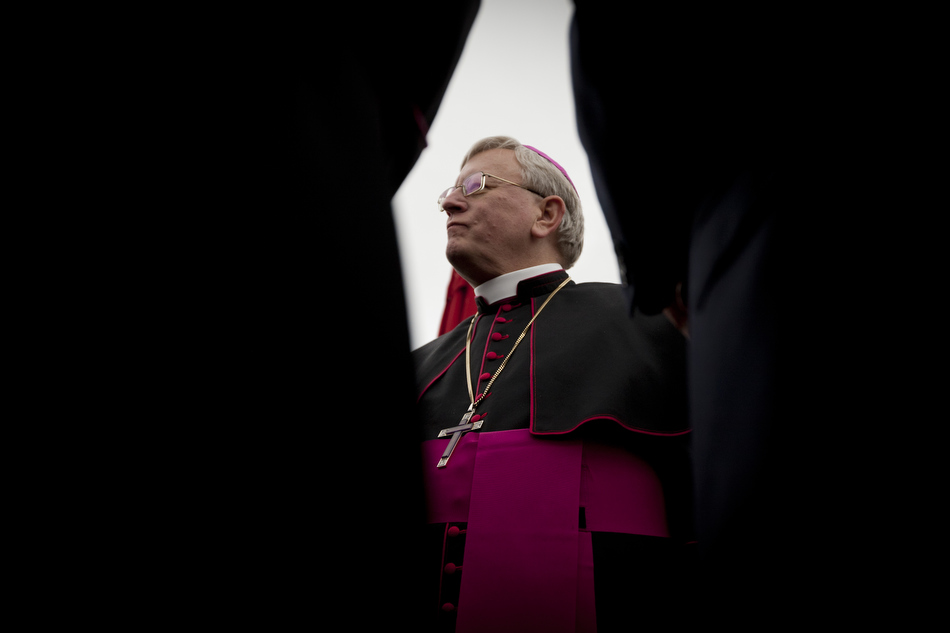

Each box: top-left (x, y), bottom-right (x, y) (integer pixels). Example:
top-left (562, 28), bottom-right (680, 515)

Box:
top-left (530, 196), bottom-right (566, 239)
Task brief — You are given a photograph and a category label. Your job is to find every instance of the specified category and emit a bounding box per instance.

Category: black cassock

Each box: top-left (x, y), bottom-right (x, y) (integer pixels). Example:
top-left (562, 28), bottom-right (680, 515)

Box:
top-left (413, 270), bottom-right (694, 632)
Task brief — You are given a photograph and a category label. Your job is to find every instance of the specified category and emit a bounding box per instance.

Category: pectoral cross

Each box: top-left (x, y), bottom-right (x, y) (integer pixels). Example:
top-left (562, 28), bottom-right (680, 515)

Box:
top-left (436, 404), bottom-right (483, 468)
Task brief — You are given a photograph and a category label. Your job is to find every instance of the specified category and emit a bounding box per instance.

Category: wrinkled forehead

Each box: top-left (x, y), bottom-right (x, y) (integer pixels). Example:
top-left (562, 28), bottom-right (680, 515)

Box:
top-left (457, 148), bottom-right (520, 184)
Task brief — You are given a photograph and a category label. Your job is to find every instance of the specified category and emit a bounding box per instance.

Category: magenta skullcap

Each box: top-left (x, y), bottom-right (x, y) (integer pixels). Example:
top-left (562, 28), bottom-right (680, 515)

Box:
top-left (523, 145), bottom-right (577, 193)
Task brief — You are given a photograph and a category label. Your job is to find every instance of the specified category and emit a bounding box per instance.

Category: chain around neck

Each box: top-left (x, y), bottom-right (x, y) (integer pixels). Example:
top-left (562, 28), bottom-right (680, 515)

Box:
top-left (464, 276), bottom-right (571, 410)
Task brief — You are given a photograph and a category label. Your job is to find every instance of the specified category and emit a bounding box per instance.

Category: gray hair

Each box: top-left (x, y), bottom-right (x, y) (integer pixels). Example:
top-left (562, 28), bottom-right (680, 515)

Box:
top-left (461, 136), bottom-right (584, 269)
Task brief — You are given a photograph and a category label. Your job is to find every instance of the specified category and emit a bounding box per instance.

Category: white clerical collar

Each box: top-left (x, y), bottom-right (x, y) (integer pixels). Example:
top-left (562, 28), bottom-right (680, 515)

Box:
top-left (473, 264), bottom-right (564, 305)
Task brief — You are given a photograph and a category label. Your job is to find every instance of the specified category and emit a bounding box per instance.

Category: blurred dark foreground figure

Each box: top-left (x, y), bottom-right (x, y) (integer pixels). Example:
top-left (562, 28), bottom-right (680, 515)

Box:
top-left (570, 1), bottom-right (938, 628)
top-left (119, 4), bottom-right (485, 629)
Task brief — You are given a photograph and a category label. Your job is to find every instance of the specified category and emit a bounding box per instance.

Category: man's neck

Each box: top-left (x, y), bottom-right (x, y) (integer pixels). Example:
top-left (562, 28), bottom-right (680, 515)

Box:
top-left (473, 263), bottom-right (563, 305)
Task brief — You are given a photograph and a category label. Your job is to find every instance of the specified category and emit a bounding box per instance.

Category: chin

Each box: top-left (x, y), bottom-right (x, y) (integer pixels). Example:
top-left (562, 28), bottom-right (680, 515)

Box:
top-left (445, 245), bottom-right (466, 268)
top-left (446, 253), bottom-right (477, 284)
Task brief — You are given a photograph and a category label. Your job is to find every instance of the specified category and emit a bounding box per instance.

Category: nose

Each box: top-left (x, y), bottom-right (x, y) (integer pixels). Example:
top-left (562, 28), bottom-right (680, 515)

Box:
top-left (440, 186), bottom-right (467, 214)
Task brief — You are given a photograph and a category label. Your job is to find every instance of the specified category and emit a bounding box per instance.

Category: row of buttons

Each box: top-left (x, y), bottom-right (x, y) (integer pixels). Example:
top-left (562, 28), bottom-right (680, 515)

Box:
top-left (476, 303), bottom-right (520, 391)
top-left (440, 305), bottom-right (520, 619)
top-left (439, 523), bottom-right (467, 617)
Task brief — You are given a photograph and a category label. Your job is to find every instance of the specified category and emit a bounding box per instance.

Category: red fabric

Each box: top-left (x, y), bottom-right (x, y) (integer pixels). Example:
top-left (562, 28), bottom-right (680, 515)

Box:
top-left (438, 270), bottom-right (477, 335)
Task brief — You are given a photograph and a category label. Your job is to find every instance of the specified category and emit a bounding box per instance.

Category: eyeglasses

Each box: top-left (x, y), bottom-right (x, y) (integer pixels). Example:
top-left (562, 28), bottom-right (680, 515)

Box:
top-left (438, 172), bottom-right (542, 211)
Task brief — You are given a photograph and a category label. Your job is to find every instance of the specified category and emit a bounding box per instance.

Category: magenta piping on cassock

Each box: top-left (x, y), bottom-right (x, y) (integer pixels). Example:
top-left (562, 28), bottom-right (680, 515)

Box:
top-left (532, 414), bottom-right (694, 437)
top-left (525, 294), bottom-right (691, 437)
top-left (417, 347), bottom-right (465, 403)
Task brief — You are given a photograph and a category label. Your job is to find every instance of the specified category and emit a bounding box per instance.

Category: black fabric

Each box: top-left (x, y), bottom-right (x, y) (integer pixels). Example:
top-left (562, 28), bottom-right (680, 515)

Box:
top-left (93, 5), bottom-right (483, 629)
top-left (414, 273), bottom-right (688, 439)
top-left (569, 2), bottom-right (940, 627)
top-left (591, 532), bottom-right (697, 631)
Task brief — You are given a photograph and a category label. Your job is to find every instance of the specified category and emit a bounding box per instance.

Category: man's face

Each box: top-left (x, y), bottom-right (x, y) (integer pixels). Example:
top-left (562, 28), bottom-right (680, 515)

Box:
top-left (442, 148), bottom-right (541, 285)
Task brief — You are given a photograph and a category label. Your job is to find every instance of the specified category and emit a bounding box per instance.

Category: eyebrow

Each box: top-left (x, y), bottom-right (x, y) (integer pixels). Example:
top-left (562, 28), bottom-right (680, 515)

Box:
top-left (454, 171), bottom-right (485, 188)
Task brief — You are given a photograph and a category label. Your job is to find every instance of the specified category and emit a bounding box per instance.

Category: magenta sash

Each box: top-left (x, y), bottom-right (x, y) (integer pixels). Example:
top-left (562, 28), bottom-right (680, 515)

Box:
top-left (423, 429), bottom-right (668, 632)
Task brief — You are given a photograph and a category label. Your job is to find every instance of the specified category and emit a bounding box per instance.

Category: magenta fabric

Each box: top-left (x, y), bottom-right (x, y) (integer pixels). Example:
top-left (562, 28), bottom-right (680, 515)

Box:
top-left (580, 441), bottom-right (669, 537)
top-left (423, 431), bottom-right (479, 524)
top-left (457, 429), bottom-right (582, 633)
top-left (422, 429), bottom-right (670, 631)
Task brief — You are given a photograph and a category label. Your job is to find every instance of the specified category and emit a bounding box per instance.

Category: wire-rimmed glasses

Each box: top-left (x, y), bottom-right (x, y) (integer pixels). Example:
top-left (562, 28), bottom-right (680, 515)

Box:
top-left (438, 172), bottom-right (542, 211)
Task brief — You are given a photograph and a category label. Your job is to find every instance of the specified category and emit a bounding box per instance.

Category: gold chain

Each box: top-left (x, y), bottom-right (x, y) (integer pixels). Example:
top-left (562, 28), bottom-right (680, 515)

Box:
top-left (465, 276), bottom-right (571, 410)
